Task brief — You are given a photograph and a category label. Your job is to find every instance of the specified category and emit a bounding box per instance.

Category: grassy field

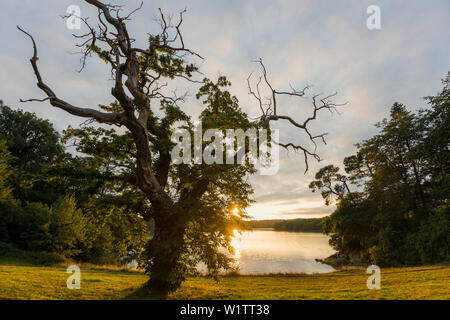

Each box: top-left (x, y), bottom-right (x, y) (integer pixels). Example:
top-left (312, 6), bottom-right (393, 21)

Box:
top-left (0, 258), bottom-right (449, 300)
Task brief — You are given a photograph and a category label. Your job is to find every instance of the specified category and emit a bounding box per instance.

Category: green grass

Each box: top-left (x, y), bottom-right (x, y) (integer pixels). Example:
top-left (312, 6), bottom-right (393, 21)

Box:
top-left (0, 259), bottom-right (448, 300)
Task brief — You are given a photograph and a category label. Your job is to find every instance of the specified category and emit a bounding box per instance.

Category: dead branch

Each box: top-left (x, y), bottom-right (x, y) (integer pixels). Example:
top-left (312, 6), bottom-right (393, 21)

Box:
top-left (17, 25), bottom-right (126, 125)
top-left (248, 58), bottom-right (347, 173)
top-left (18, 0), bottom-right (204, 202)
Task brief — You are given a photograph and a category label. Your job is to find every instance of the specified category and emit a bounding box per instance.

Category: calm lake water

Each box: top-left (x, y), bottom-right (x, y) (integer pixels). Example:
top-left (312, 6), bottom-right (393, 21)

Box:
top-left (197, 229), bottom-right (336, 275)
top-left (229, 229), bottom-right (336, 274)
top-left (129, 229), bottom-right (336, 274)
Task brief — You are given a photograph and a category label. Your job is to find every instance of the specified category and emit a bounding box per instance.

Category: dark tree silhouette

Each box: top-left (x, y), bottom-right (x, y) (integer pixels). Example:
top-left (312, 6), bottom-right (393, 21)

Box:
top-left (18, 0), bottom-right (342, 295)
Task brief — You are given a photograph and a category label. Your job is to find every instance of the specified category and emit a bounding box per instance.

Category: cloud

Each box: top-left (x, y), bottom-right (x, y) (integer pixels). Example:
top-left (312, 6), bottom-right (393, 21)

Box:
top-left (0, 0), bottom-right (449, 219)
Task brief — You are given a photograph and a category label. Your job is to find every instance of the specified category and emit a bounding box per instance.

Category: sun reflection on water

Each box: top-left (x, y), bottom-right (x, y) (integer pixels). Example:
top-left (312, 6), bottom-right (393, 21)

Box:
top-left (230, 229), bottom-right (242, 259)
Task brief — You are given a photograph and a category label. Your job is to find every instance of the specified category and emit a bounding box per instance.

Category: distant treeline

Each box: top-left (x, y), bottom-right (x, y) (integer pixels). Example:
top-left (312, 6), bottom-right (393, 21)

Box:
top-left (246, 219), bottom-right (283, 229)
top-left (274, 218), bottom-right (323, 232)
top-left (247, 218), bottom-right (323, 232)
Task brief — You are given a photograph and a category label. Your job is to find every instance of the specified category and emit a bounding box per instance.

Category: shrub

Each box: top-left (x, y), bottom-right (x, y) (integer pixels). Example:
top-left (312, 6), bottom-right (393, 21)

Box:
top-left (415, 205), bottom-right (450, 264)
top-left (47, 195), bottom-right (87, 257)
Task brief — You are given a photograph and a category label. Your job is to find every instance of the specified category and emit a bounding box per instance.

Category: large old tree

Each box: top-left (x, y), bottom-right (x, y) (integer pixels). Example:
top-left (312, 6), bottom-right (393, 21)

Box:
top-left (18, 0), bottom-right (341, 295)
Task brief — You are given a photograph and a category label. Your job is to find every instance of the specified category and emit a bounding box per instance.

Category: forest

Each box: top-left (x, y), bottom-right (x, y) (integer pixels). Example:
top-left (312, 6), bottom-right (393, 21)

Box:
top-left (274, 218), bottom-right (323, 232)
top-left (2, 71), bottom-right (447, 270)
top-left (309, 74), bottom-right (449, 266)
top-left (0, 1), bottom-right (448, 301)
top-left (246, 218), bottom-right (322, 232)
top-left (0, 101), bottom-right (148, 265)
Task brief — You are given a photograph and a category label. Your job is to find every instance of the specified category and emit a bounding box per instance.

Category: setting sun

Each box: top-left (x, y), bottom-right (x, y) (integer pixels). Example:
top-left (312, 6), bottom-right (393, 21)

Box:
top-left (0, 0), bottom-right (447, 307)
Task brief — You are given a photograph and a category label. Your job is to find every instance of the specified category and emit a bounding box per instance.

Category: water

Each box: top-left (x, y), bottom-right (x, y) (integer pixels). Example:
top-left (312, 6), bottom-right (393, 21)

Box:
top-left (128, 229), bottom-right (336, 274)
top-left (228, 229), bottom-right (336, 274)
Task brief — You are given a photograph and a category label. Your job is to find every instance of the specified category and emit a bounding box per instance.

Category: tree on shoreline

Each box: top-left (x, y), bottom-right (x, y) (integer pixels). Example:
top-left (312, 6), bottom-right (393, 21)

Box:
top-left (313, 74), bottom-right (450, 266)
top-left (18, 0), bottom-right (342, 295)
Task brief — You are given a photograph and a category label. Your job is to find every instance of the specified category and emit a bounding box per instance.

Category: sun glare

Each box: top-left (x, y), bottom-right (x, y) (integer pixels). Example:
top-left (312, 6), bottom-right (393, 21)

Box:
top-left (230, 229), bottom-right (242, 258)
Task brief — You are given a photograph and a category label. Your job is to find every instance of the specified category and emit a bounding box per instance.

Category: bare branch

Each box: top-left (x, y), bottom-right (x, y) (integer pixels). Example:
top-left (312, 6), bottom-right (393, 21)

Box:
top-left (17, 26), bottom-right (126, 125)
top-left (123, 1), bottom-right (144, 21)
top-left (277, 141), bottom-right (321, 174)
top-left (248, 58), bottom-right (346, 172)
top-left (20, 97), bottom-right (50, 103)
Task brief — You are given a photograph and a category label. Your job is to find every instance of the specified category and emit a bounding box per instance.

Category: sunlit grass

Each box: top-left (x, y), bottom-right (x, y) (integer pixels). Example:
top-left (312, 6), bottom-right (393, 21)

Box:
top-left (0, 260), bottom-right (448, 300)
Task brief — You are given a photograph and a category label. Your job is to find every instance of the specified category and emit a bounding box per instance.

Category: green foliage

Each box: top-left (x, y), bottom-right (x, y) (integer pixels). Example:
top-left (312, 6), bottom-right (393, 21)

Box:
top-left (0, 201), bottom-right (51, 251)
top-left (76, 196), bottom-right (148, 265)
top-left (0, 102), bottom-right (65, 205)
top-left (0, 242), bottom-right (63, 266)
top-left (0, 102), bottom-right (148, 265)
top-left (0, 196), bottom-right (86, 258)
top-left (309, 165), bottom-right (349, 205)
top-left (316, 72), bottom-right (450, 266)
top-left (245, 219), bottom-right (284, 229)
top-left (0, 140), bottom-right (14, 204)
top-left (414, 205), bottom-right (450, 264)
top-left (322, 193), bottom-right (376, 257)
top-left (140, 77), bottom-right (258, 293)
top-left (0, 74), bottom-right (260, 294)
top-left (46, 195), bottom-right (87, 257)
top-left (273, 218), bottom-right (323, 232)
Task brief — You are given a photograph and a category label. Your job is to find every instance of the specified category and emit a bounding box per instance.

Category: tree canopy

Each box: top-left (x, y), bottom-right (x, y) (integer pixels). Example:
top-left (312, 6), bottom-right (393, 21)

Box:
top-left (16, 1), bottom-right (341, 295)
top-left (313, 73), bottom-right (450, 266)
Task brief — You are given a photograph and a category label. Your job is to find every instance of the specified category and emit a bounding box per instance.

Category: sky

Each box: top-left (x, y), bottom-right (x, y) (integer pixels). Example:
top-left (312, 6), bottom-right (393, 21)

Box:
top-left (0, 0), bottom-right (449, 220)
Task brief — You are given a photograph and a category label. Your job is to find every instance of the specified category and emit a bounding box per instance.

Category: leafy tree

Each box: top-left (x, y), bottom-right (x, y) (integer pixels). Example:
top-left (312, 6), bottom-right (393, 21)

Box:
top-left (0, 201), bottom-right (50, 251)
top-left (322, 193), bottom-right (376, 258)
top-left (0, 141), bottom-right (51, 248)
top-left (414, 205), bottom-right (449, 263)
top-left (63, 77), bottom-right (257, 293)
top-left (0, 103), bottom-right (146, 263)
top-left (0, 141), bottom-right (16, 242)
top-left (273, 218), bottom-right (323, 232)
top-left (419, 72), bottom-right (450, 203)
top-left (314, 73), bottom-right (450, 266)
top-left (0, 102), bottom-right (65, 205)
top-left (46, 195), bottom-right (87, 257)
top-left (309, 165), bottom-right (350, 205)
top-left (0, 140), bottom-right (14, 204)
top-left (18, 1), bottom-right (340, 295)
top-left (75, 195), bottom-right (148, 265)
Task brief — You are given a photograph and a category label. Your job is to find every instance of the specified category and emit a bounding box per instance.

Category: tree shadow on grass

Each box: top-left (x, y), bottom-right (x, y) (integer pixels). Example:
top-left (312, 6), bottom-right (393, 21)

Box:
top-left (123, 285), bottom-right (168, 300)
